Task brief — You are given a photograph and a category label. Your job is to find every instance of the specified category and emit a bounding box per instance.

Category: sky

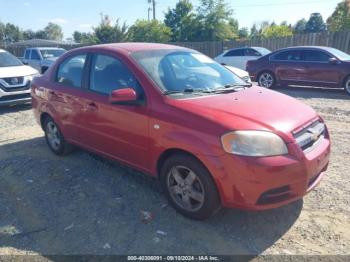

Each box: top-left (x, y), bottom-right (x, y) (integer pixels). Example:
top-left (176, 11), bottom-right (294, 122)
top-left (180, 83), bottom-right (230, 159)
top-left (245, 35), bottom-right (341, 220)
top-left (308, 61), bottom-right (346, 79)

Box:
top-left (0, 0), bottom-right (342, 39)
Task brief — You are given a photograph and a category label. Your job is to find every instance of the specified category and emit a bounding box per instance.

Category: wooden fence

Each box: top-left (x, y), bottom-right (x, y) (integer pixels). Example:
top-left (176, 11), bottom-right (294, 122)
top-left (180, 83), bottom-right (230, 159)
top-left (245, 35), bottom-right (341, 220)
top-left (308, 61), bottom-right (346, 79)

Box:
top-left (174, 30), bottom-right (350, 57)
top-left (3, 30), bottom-right (350, 58)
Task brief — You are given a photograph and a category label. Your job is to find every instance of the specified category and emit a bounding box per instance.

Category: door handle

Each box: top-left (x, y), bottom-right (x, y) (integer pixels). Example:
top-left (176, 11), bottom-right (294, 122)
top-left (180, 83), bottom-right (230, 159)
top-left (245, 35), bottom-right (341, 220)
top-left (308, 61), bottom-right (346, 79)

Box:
top-left (86, 102), bottom-right (98, 111)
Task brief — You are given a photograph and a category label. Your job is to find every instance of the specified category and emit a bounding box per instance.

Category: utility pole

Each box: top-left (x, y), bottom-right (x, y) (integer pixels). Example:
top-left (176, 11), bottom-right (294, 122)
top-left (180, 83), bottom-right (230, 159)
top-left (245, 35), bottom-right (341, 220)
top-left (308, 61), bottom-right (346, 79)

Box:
top-left (152, 0), bottom-right (156, 20)
top-left (147, 0), bottom-right (156, 20)
top-left (148, 7), bottom-right (152, 21)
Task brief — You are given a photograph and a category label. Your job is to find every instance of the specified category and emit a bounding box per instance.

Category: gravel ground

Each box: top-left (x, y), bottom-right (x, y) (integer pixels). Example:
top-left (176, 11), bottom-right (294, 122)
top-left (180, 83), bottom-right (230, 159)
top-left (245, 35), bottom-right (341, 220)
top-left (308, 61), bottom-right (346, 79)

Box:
top-left (0, 86), bottom-right (349, 258)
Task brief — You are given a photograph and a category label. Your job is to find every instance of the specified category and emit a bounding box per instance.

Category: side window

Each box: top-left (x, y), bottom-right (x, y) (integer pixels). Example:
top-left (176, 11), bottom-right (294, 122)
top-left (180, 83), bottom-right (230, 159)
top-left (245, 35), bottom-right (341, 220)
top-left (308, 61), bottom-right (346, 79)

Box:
top-left (24, 50), bottom-right (30, 59)
top-left (56, 54), bottom-right (87, 88)
top-left (302, 50), bottom-right (331, 62)
top-left (224, 49), bottom-right (245, 57)
top-left (271, 50), bottom-right (302, 61)
top-left (31, 50), bottom-right (41, 60)
top-left (245, 48), bottom-right (261, 56)
top-left (90, 54), bottom-right (142, 98)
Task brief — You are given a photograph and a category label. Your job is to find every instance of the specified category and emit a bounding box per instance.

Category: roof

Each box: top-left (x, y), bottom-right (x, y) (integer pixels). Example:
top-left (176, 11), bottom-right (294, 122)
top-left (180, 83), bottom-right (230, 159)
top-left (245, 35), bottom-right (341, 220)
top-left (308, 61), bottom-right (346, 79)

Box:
top-left (9, 39), bottom-right (78, 47)
top-left (76, 42), bottom-right (188, 53)
top-left (278, 46), bottom-right (333, 51)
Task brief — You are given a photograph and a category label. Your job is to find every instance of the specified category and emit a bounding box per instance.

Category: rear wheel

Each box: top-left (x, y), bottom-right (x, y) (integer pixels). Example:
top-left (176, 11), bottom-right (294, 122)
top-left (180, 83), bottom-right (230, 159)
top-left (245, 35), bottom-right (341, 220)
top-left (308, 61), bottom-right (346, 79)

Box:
top-left (344, 76), bottom-right (350, 95)
top-left (43, 116), bottom-right (73, 155)
top-left (258, 71), bottom-right (276, 88)
top-left (160, 154), bottom-right (220, 220)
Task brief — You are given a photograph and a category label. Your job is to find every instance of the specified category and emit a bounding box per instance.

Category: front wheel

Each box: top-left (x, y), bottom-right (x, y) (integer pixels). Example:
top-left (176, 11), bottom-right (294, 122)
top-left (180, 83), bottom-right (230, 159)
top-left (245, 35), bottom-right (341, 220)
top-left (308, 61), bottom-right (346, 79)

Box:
top-left (344, 76), bottom-right (350, 95)
top-left (160, 154), bottom-right (220, 220)
top-left (258, 71), bottom-right (276, 88)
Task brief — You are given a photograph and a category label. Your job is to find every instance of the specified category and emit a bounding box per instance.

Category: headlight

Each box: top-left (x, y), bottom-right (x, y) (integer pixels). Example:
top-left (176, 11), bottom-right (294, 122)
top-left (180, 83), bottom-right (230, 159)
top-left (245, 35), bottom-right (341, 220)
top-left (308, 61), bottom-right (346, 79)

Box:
top-left (24, 73), bottom-right (40, 82)
top-left (221, 131), bottom-right (288, 157)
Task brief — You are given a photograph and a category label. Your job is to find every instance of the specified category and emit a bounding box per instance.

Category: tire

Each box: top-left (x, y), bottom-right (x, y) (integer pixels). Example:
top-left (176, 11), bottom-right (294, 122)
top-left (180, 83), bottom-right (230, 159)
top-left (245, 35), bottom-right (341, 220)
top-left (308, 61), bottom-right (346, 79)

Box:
top-left (160, 154), bottom-right (220, 220)
top-left (43, 116), bottom-right (73, 155)
top-left (344, 76), bottom-right (350, 96)
top-left (258, 71), bottom-right (276, 89)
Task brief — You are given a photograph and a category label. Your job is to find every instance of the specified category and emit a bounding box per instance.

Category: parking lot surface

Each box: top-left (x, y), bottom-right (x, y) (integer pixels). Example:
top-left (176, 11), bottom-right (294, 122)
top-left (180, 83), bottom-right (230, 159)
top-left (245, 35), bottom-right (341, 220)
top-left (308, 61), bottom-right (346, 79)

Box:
top-left (0, 86), bottom-right (349, 257)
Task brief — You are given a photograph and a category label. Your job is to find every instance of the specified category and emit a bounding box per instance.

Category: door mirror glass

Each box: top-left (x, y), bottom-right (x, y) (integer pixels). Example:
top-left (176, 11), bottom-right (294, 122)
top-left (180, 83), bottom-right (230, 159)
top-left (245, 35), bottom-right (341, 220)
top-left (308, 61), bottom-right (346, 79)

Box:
top-left (329, 57), bottom-right (339, 64)
top-left (109, 88), bottom-right (137, 104)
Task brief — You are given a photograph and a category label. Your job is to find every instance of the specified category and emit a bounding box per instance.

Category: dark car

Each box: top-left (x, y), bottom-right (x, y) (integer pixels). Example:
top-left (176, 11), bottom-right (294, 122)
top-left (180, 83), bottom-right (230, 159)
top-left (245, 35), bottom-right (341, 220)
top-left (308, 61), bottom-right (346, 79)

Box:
top-left (246, 46), bottom-right (350, 95)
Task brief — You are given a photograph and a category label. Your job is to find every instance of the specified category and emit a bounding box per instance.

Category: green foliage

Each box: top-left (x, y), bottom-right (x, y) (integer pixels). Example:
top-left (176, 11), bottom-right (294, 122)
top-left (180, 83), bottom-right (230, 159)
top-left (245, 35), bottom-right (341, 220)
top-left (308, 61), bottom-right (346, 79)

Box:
top-left (164, 0), bottom-right (198, 41)
top-left (0, 22), bottom-right (23, 42)
top-left (305, 13), bottom-right (326, 33)
top-left (93, 15), bottom-right (129, 44)
top-left (129, 20), bottom-right (171, 43)
top-left (196, 0), bottom-right (237, 40)
top-left (238, 27), bottom-right (249, 39)
top-left (294, 19), bottom-right (307, 33)
top-left (73, 31), bottom-right (98, 44)
top-left (262, 23), bottom-right (293, 38)
top-left (44, 23), bottom-right (64, 41)
top-left (327, 0), bottom-right (350, 32)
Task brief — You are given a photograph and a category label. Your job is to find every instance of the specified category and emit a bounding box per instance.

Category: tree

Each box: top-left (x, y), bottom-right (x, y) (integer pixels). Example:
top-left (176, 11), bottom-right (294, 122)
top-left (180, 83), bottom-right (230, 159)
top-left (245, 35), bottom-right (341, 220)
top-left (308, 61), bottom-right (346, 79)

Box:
top-left (73, 31), bottom-right (98, 44)
top-left (196, 0), bottom-right (237, 41)
top-left (305, 13), bottom-right (326, 33)
top-left (44, 23), bottom-right (63, 41)
top-left (327, 0), bottom-right (350, 32)
top-left (93, 14), bottom-right (129, 43)
top-left (238, 27), bottom-right (249, 39)
top-left (23, 29), bottom-right (36, 40)
top-left (0, 22), bottom-right (23, 42)
top-left (250, 24), bottom-right (260, 39)
top-left (164, 0), bottom-right (198, 41)
top-left (129, 20), bottom-right (171, 42)
top-left (262, 23), bottom-right (293, 38)
top-left (294, 18), bottom-right (307, 33)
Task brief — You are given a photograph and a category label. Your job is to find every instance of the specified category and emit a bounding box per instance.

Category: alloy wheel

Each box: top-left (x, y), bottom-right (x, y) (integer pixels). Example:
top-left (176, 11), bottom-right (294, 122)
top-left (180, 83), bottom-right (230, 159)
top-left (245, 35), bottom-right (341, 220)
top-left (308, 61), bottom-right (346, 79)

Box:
top-left (167, 165), bottom-right (205, 212)
top-left (259, 72), bottom-right (274, 88)
top-left (345, 79), bottom-right (350, 95)
top-left (46, 121), bottom-right (61, 151)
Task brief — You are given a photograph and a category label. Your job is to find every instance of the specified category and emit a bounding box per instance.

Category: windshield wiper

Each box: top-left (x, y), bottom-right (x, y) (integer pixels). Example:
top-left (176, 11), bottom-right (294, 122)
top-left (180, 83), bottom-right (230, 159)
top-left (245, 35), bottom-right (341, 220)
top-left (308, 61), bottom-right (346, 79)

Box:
top-left (209, 83), bottom-right (252, 94)
top-left (163, 88), bottom-right (210, 95)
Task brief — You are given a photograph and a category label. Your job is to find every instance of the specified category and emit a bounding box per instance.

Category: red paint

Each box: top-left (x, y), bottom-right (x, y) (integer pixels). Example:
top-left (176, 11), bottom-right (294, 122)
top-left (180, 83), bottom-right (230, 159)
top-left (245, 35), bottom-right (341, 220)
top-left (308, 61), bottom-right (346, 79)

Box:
top-left (31, 43), bottom-right (331, 210)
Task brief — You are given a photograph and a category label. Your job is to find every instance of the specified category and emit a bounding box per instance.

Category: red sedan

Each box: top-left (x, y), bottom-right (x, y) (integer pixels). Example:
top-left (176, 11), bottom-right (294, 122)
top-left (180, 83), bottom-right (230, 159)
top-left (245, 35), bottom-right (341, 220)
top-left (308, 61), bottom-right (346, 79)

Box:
top-left (31, 43), bottom-right (331, 220)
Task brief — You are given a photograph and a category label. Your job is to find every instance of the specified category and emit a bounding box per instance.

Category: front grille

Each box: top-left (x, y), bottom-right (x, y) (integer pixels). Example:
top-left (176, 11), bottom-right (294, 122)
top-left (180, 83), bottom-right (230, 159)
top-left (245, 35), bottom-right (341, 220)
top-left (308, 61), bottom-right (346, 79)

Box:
top-left (0, 93), bottom-right (31, 102)
top-left (2, 77), bottom-right (24, 86)
top-left (0, 81), bottom-right (31, 92)
top-left (294, 120), bottom-right (325, 153)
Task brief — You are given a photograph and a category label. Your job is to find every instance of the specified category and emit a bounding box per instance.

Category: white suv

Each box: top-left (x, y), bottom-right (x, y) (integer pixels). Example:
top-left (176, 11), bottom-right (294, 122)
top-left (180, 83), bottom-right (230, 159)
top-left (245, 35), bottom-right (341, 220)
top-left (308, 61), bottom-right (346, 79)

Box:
top-left (0, 49), bottom-right (39, 106)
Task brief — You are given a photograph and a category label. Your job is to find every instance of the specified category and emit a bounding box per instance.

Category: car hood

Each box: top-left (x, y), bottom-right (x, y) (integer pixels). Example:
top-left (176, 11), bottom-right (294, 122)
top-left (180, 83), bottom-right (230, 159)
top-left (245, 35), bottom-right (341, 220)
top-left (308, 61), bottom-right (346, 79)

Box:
top-left (225, 66), bottom-right (249, 78)
top-left (171, 86), bottom-right (318, 137)
top-left (0, 65), bottom-right (38, 78)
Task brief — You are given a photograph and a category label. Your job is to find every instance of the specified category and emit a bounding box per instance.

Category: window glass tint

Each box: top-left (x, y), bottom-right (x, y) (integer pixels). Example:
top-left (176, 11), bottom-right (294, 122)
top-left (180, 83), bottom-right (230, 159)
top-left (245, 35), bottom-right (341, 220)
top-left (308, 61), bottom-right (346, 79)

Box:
top-left (0, 51), bottom-right (23, 67)
top-left (271, 50), bottom-right (302, 61)
top-left (90, 54), bottom-right (139, 96)
top-left (301, 50), bottom-right (330, 62)
top-left (224, 49), bottom-right (245, 57)
top-left (24, 50), bottom-right (30, 59)
top-left (245, 48), bottom-right (261, 56)
top-left (31, 50), bottom-right (41, 60)
top-left (56, 54), bottom-right (86, 88)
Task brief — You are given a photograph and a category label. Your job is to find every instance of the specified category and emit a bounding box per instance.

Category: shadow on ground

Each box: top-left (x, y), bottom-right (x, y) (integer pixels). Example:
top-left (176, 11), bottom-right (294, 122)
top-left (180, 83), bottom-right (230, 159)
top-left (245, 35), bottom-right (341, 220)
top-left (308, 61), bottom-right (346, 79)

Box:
top-left (0, 103), bottom-right (32, 116)
top-left (0, 137), bottom-right (303, 256)
top-left (276, 85), bottom-right (350, 100)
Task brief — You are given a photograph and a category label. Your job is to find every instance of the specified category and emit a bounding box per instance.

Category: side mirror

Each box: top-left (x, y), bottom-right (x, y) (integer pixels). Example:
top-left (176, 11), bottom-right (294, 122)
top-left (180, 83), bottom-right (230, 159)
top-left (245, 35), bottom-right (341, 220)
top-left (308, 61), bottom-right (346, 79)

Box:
top-left (329, 57), bottom-right (339, 65)
top-left (109, 88), bottom-right (137, 104)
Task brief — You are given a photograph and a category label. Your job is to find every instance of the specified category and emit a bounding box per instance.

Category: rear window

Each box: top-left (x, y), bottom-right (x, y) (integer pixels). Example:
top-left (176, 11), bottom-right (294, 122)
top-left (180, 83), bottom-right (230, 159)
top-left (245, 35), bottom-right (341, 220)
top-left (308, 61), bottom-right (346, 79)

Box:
top-left (56, 54), bottom-right (87, 88)
top-left (224, 49), bottom-right (245, 57)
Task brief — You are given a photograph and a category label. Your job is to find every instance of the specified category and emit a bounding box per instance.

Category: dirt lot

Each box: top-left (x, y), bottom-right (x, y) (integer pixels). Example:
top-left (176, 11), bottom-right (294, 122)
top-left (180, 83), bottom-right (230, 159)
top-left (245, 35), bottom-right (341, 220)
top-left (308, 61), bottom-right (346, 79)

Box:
top-left (0, 86), bottom-right (349, 258)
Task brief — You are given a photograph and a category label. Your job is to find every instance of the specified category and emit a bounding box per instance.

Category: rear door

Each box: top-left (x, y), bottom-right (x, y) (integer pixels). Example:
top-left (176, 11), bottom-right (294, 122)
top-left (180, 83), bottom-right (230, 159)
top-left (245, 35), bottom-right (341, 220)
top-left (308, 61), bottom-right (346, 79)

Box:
top-left (49, 53), bottom-right (88, 143)
top-left (299, 49), bottom-right (341, 86)
top-left (76, 53), bottom-right (151, 170)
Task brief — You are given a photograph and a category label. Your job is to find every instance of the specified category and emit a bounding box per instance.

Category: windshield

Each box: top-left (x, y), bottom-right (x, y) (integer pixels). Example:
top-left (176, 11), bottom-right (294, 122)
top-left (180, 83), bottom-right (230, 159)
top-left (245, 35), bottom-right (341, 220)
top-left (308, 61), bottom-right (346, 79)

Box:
top-left (40, 49), bottom-right (66, 59)
top-left (0, 51), bottom-right (23, 67)
top-left (254, 47), bottom-right (271, 56)
top-left (131, 49), bottom-right (247, 93)
top-left (325, 47), bottom-right (350, 61)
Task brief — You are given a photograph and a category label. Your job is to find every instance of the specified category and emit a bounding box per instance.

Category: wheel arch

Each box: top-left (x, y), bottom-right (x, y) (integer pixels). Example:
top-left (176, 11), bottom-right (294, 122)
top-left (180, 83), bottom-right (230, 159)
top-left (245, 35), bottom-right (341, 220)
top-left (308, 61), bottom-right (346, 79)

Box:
top-left (40, 112), bottom-right (52, 130)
